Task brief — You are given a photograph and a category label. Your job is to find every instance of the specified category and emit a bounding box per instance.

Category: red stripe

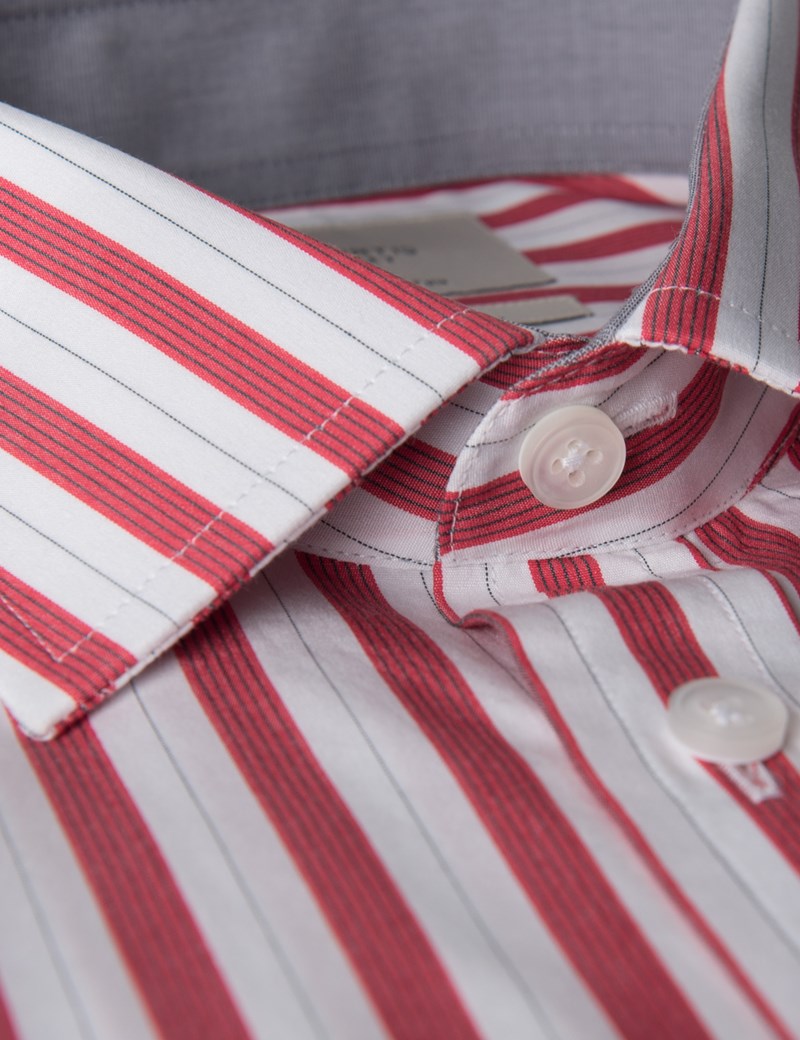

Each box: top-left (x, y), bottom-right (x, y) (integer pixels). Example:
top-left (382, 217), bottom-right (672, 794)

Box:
top-left (361, 437), bottom-right (455, 520)
top-left (750, 407), bottom-right (800, 490)
top-left (22, 723), bottom-right (250, 1040)
top-left (597, 582), bottom-right (714, 693)
top-left (442, 364), bottom-right (726, 552)
top-left (478, 337), bottom-right (585, 391)
top-left (788, 434), bottom-right (800, 471)
top-left (0, 567), bottom-right (135, 708)
top-left (0, 367), bottom-right (271, 593)
top-left (176, 603), bottom-right (481, 1040)
top-left (480, 341), bottom-right (641, 393)
top-left (695, 508), bottom-right (800, 594)
top-left (529, 555), bottom-right (604, 597)
top-left (519, 174), bottom-right (685, 207)
top-left (480, 182), bottom-right (677, 232)
top-left (304, 554), bottom-right (713, 1040)
top-left (0, 179), bottom-right (403, 479)
top-left (526, 220), bottom-right (681, 264)
top-left (207, 192), bottom-right (533, 368)
top-left (481, 177), bottom-right (683, 231)
top-left (481, 190), bottom-right (595, 229)
top-left (643, 70), bottom-right (733, 351)
top-left (792, 15), bottom-right (800, 342)
top-left (721, 755), bottom-right (800, 871)
top-left (0, 992), bottom-right (17, 1040)
top-left (596, 582), bottom-right (800, 874)
top-left (431, 560), bottom-right (461, 624)
top-left (501, 342), bottom-right (644, 398)
top-left (471, 607), bottom-right (792, 1040)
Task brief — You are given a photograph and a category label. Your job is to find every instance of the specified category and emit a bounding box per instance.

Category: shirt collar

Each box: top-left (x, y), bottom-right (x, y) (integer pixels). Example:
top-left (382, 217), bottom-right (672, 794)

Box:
top-left (0, 0), bottom-right (796, 738)
top-left (0, 100), bottom-right (531, 737)
top-left (611, 0), bottom-right (800, 397)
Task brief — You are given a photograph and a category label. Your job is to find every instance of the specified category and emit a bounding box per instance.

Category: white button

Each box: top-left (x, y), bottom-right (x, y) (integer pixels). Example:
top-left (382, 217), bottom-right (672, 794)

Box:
top-left (518, 405), bottom-right (626, 509)
top-left (667, 678), bottom-right (789, 764)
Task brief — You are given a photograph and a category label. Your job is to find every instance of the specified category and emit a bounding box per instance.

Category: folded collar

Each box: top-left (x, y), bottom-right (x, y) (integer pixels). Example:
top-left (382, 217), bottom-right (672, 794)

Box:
top-left (0, 102), bottom-right (532, 736)
top-left (611, 0), bottom-right (800, 397)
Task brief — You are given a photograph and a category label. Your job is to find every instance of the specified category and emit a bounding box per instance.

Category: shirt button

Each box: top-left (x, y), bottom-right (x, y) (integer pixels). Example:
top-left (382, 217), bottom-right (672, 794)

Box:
top-left (667, 678), bottom-right (789, 764)
top-left (518, 405), bottom-right (626, 509)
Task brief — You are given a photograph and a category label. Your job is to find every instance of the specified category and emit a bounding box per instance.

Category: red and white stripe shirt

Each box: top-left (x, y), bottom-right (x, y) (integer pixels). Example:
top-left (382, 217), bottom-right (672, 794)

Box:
top-left (1, 0), bottom-right (800, 1037)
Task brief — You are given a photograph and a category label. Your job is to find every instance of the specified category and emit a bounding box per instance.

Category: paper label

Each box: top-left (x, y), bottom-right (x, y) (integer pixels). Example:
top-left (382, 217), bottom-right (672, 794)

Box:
top-left (474, 295), bottom-right (590, 325)
top-left (302, 213), bottom-right (553, 297)
top-left (302, 213), bottom-right (591, 324)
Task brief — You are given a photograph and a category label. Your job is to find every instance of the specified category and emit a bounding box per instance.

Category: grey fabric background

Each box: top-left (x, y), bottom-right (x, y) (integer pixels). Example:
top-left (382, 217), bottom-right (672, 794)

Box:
top-left (1, 0), bottom-right (738, 209)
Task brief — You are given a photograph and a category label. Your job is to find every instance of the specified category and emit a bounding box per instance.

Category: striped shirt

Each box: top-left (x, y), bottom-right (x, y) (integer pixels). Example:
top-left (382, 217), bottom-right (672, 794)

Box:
top-left (0, 0), bottom-right (799, 1036)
